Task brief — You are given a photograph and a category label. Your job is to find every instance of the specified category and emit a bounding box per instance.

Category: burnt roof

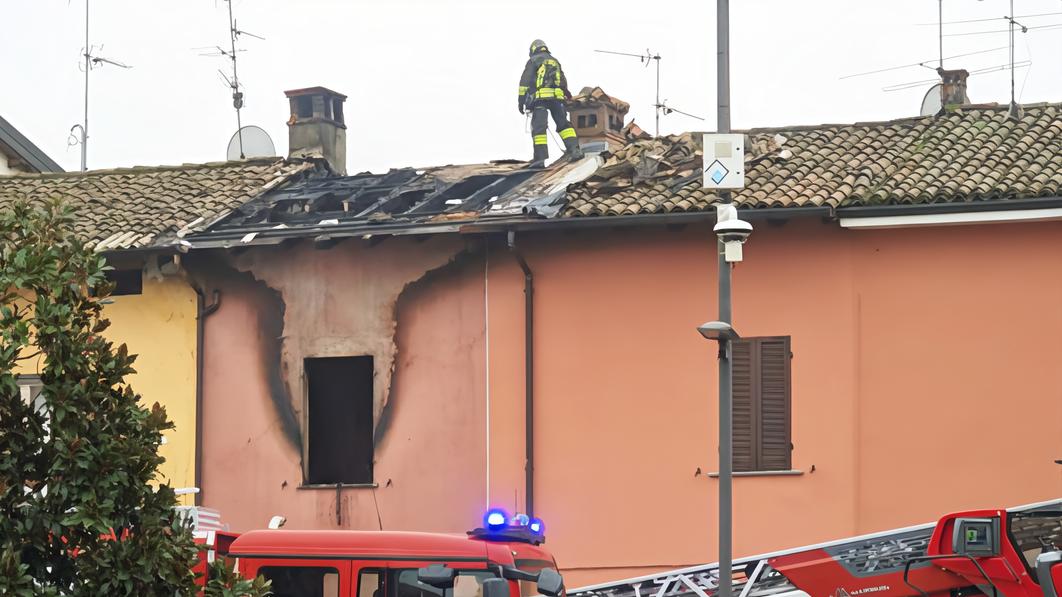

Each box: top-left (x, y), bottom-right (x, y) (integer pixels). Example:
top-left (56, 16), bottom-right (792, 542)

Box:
top-left (188, 156), bottom-right (604, 248)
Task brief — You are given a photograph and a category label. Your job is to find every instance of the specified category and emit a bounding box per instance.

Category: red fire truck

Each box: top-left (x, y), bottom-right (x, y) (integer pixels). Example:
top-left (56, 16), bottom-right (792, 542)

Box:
top-left (185, 507), bottom-right (565, 597)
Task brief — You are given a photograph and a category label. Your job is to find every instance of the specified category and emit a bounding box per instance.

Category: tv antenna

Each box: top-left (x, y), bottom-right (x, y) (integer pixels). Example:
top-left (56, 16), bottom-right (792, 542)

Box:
top-left (68, 0), bottom-right (132, 172)
top-left (931, 0), bottom-right (1037, 119)
top-left (198, 0), bottom-right (265, 159)
top-left (594, 48), bottom-right (703, 137)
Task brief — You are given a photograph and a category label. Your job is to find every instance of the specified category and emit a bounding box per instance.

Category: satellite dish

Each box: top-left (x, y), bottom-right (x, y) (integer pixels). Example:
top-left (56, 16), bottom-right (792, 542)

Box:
top-left (226, 125), bottom-right (276, 160)
top-left (920, 84), bottom-right (943, 116)
top-left (920, 84), bottom-right (970, 117)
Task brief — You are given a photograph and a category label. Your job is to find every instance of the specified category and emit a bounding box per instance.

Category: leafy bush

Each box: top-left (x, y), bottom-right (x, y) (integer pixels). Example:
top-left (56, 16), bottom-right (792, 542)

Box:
top-left (0, 201), bottom-right (199, 594)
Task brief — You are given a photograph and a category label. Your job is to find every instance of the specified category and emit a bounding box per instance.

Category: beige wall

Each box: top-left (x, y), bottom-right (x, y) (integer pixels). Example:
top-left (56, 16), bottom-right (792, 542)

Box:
top-left (198, 219), bottom-right (1062, 587)
top-left (0, 152), bottom-right (16, 175)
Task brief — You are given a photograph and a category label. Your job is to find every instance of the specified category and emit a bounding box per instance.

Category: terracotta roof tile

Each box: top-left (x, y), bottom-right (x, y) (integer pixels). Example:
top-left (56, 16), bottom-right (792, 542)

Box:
top-left (0, 158), bottom-right (314, 249)
top-left (565, 104), bottom-right (1062, 216)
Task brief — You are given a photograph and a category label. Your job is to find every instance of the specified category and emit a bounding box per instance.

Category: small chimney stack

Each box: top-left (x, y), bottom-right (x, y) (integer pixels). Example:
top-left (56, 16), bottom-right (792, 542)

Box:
top-left (567, 87), bottom-right (630, 152)
top-left (285, 86), bottom-right (347, 175)
top-left (936, 68), bottom-right (970, 110)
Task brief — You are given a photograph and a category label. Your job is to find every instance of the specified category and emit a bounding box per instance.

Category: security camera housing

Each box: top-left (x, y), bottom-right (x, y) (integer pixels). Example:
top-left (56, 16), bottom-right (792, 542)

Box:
top-left (713, 218), bottom-right (753, 243)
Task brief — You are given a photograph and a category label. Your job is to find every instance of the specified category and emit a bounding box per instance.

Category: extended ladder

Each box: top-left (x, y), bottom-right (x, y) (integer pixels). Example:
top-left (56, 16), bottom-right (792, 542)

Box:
top-left (570, 499), bottom-right (1062, 597)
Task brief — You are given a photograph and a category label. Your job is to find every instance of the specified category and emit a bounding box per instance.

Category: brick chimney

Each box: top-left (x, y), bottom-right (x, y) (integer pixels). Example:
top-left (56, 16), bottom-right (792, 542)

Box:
top-left (285, 86), bottom-right (347, 175)
top-left (936, 68), bottom-right (970, 110)
top-left (566, 87), bottom-right (630, 152)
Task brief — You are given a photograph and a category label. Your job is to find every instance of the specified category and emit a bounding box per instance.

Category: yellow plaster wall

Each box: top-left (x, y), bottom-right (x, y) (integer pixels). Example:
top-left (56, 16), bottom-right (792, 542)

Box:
top-left (104, 276), bottom-right (199, 504)
top-left (14, 275), bottom-right (199, 505)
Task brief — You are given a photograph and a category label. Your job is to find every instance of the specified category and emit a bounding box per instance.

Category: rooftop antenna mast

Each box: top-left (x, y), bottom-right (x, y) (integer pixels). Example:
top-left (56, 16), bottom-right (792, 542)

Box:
top-left (69, 0), bottom-right (131, 172)
top-left (594, 49), bottom-right (703, 136)
top-left (199, 0), bottom-right (264, 159)
top-left (1005, 0), bottom-right (1024, 118)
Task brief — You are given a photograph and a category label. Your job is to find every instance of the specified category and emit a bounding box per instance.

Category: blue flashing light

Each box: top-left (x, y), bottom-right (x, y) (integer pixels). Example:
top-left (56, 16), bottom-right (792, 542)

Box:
top-left (528, 518), bottom-right (544, 535)
top-left (485, 508), bottom-right (509, 530)
top-left (511, 513), bottom-right (530, 527)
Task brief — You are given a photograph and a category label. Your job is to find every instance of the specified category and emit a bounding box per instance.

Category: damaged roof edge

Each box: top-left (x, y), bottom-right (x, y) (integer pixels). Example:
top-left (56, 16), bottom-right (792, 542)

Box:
top-left (183, 195), bottom-right (1062, 249)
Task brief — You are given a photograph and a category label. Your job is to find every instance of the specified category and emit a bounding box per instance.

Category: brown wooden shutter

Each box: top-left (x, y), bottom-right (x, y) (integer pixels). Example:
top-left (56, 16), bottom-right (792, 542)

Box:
top-left (757, 337), bottom-right (792, 471)
top-left (731, 340), bottom-right (756, 472)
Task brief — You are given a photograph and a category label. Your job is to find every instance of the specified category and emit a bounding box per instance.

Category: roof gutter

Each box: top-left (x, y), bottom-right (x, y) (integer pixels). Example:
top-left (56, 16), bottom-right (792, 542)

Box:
top-left (837, 196), bottom-right (1062, 229)
top-left (835, 196), bottom-right (1062, 218)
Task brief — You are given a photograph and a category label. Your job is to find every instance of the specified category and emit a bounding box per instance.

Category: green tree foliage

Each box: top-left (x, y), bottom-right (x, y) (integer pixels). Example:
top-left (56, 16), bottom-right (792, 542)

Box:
top-left (0, 201), bottom-right (201, 595)
top-left (205, 559), bottom-right (272, 597)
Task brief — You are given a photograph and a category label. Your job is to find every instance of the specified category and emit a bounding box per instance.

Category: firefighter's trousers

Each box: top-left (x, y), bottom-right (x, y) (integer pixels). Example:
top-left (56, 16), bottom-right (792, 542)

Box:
top-left (530, 100), bottom-right (579, 162)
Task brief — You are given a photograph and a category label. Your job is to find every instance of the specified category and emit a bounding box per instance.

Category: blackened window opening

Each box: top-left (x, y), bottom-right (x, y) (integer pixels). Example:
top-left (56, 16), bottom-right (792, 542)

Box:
top-left (106, 269), bottom-right (143, 296)
top-left (306, 356), bottom-right (374, 485)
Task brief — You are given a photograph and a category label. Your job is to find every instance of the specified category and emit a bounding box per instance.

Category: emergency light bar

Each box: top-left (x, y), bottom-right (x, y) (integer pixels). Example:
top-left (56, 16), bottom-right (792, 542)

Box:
top-left (471, 509), bottom-right (546, 545)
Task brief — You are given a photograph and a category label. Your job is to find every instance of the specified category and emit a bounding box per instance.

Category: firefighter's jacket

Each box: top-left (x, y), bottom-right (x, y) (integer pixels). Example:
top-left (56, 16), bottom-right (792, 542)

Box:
top-left (518, 51), bottom-right (571, 105)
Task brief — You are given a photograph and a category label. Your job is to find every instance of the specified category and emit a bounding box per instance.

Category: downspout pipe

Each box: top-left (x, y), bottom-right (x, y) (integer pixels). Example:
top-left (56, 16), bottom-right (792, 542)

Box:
top-left (507, 231), bottom-right (534, 517)
top-left (193, 285), bottom-right (221, 507)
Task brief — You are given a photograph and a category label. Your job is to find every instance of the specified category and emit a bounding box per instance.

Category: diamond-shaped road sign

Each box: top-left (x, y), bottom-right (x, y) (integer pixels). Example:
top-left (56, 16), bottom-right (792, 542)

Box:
top-left (702, 134), bottom-right (745, 190)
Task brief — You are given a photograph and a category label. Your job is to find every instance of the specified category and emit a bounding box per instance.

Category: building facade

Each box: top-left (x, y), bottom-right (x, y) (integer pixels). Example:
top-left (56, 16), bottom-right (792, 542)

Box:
top-left (186, 102), bottom-right (1062, 585)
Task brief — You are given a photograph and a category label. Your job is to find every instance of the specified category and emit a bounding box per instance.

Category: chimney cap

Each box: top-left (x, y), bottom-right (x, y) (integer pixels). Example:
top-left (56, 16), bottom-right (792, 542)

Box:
top-left (284, 86), bottom-right (348, 100)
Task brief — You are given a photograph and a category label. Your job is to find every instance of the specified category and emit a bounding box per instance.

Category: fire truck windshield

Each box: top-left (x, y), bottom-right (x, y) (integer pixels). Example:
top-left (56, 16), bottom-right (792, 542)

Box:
top-left (396, 569), bottom-right (495, 597)
top-left (514, 559), bottom-right (563, 597)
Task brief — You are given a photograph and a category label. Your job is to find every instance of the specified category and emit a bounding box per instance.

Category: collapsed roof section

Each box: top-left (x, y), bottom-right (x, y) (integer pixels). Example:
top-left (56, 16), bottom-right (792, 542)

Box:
top-left (190, 154), bottom-right (605, 248)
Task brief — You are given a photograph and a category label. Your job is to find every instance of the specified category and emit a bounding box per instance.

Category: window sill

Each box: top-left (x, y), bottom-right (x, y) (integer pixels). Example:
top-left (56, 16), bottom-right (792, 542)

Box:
top-left (298, 483), bottom-right (378, 490)
top-left (706, 470), bottom-right (804, 478)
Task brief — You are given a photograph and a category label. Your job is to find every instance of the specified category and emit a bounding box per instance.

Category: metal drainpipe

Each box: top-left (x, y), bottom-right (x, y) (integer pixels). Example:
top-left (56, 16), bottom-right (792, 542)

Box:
top-left (507, 231), bottom-right (534, 517)
top-left (193, 286), bottom-right (221, 507)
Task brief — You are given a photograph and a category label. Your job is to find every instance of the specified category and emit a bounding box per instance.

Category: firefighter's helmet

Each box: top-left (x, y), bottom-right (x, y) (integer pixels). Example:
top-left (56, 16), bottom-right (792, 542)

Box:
top-left (529, 39), bottom-right (549, 55)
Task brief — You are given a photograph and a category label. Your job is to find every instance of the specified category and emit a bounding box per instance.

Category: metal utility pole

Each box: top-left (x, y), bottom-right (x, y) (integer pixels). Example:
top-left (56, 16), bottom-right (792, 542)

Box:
top-left (939, 0), bottom-right (944, 68)
top-left (226, 0), bottom-right (245, 159)
top-left (70, 0), bottom-right (129, 171)
top-left (81, 0), bottom-right (90, 171)
top-left (716, 2), bottom-right (734, 597)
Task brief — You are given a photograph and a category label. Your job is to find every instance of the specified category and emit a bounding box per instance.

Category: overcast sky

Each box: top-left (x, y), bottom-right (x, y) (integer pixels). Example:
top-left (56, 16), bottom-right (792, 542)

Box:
top-left (4, 0), bottom-right (1060, 173)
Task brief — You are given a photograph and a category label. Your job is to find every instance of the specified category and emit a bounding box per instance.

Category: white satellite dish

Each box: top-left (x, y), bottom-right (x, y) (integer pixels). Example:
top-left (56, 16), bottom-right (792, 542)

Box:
top-left (226, 125), bottom-right (276, 161)
top-left (920, 84), bottom-right (970, 117)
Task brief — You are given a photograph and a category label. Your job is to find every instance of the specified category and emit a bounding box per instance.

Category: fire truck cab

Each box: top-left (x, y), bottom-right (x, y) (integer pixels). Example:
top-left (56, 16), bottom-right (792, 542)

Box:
top-left (225, 509), bottom-right (564, 597)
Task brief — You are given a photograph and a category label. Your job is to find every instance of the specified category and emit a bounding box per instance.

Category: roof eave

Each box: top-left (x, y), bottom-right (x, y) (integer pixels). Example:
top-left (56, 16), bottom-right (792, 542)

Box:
top-left (0, 114), bottom-right (63, 173)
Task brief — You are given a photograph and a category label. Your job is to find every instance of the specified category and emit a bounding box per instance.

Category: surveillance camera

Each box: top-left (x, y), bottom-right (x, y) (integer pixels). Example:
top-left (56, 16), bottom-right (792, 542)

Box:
top-left (713, 218), bottom-right (753, 243)
top-left (715, 204), bottom-right (753, 262)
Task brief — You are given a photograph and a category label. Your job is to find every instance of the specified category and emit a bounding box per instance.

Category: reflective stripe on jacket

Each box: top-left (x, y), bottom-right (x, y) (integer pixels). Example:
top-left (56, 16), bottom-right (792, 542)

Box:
top-left (518, 51), bottom-right (570, 103)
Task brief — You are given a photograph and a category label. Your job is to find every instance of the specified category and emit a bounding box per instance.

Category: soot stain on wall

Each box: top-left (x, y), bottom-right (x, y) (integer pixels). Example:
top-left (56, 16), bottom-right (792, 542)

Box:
top-left (378, 243), bottom-right (485, 448)
top-left (187, 252), bottom-right (302, 451)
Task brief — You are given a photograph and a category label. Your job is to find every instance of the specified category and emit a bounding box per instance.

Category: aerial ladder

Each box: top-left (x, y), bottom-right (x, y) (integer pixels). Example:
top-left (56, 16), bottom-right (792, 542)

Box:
top-left (570, 499), bottom-right (1062, 597)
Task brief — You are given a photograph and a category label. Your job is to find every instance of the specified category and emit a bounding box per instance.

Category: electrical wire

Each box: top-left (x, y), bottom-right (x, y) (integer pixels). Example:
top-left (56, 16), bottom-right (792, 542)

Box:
top-left (944, 22), bottom-right (1062, 36)
top-left (840, 46), bottom-right (1007, 79)
top-left (915, 10), bottom-right (1062, 25)
top-left (882, 60), bottom-right (1031, 91)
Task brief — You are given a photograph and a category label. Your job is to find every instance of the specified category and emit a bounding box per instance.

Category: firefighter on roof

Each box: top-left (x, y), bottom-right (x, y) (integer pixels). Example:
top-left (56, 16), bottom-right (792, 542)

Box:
top-left (518, 39), bottom-right (583, 166)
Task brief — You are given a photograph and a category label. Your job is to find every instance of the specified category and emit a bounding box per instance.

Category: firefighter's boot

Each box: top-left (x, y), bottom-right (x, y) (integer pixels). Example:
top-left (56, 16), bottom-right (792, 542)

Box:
top-left (562, 135), bottom-right (584, 161)
top-left (530, 142), bottom-right (549, 169)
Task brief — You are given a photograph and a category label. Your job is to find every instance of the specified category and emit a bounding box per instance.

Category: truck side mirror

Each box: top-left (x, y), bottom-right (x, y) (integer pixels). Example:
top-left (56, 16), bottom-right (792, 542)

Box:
top-left (953, 517), bottom-right (1001, 557)
top-left (418, 564), bottom-right (456, 589)
top-left (1037, 552), bottom-right (1061, 597)
top-left (537, 568), bottom-right (564, 597)
top-left (482, 577), bottom-right (511, 597)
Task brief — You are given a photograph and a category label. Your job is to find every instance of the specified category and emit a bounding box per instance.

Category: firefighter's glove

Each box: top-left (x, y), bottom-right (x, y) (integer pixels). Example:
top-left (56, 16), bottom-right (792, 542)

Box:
top-left (518, 100), bottom-right (526, 114)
